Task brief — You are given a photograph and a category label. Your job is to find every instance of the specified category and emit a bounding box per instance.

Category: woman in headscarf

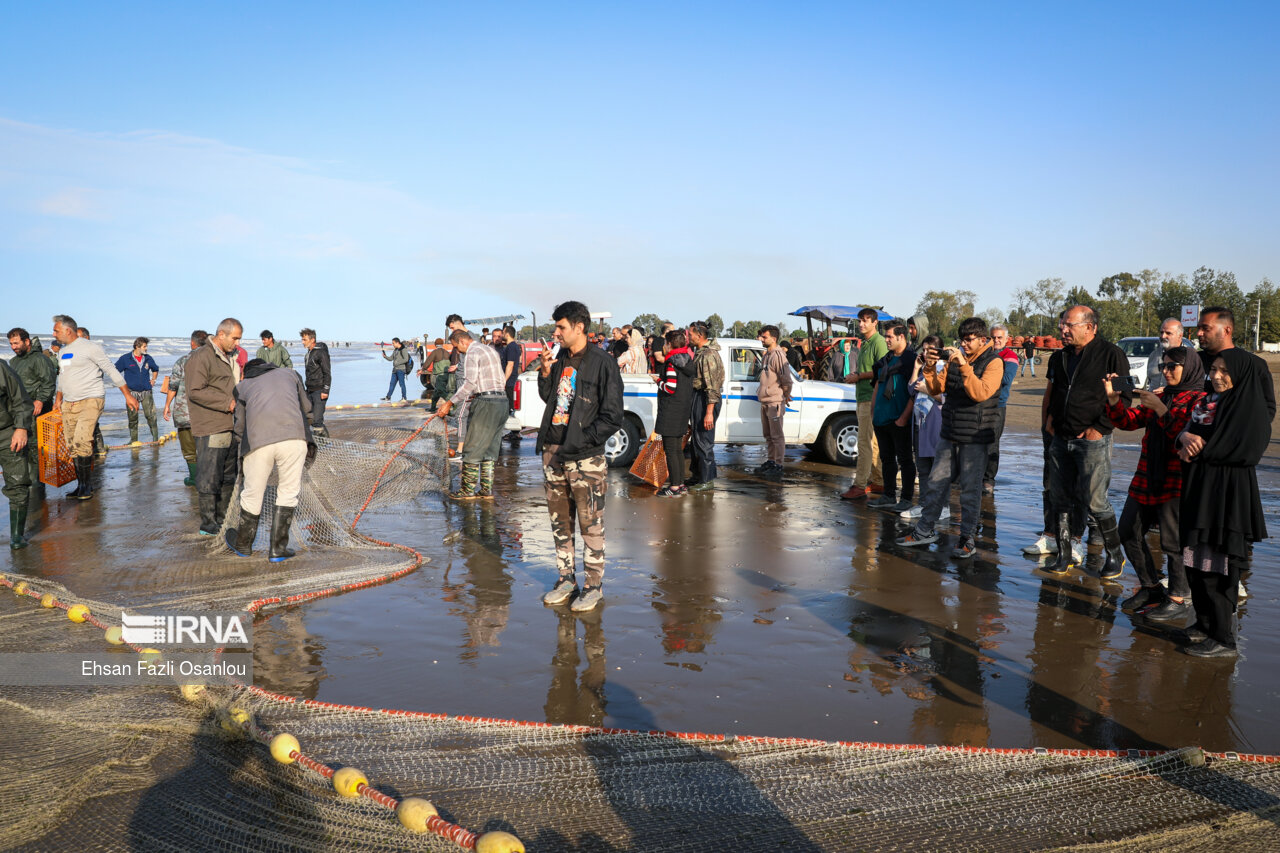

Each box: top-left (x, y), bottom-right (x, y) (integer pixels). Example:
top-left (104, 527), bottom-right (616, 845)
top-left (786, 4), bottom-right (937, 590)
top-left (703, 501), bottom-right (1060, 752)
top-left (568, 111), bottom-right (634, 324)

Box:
top-left (1103, 346), bottom-right (1205, 621)
top-left (827, 338), bottom-right (855, 381)
top-left (1175, 348), bottom-right (1274, 658)
top-left (618, 329), bottom-right (647, 375)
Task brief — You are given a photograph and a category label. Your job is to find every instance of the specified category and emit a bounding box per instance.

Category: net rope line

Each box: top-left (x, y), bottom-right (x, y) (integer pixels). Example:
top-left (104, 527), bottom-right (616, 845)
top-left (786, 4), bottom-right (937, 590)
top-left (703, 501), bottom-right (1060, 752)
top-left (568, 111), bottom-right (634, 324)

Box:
top-left (6, 410), bottom-right (1280, 850)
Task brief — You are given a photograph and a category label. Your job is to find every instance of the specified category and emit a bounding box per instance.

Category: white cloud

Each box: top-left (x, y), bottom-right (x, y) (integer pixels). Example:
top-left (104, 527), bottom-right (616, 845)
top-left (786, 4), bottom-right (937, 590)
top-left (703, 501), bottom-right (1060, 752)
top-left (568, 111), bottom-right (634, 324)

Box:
top-left (37, 187), bottom-right (105, 220)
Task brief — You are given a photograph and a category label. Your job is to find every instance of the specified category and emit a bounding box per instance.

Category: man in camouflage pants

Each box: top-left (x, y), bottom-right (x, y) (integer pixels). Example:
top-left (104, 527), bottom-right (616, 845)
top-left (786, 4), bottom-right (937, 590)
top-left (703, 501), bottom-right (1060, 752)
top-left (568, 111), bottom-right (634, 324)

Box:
top-left (535, 300), bottom-right (624, 613)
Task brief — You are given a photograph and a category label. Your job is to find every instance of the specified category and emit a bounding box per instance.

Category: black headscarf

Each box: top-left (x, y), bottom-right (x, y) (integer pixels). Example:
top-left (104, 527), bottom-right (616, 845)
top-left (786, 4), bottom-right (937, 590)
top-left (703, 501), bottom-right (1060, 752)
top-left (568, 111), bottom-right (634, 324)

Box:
top-left (1146, 346), bottom-right (1205, 493)
top-left (1181, 347), bottom-right (1275, 557)
top-left (1197, 348), bottom-right (1274, 467)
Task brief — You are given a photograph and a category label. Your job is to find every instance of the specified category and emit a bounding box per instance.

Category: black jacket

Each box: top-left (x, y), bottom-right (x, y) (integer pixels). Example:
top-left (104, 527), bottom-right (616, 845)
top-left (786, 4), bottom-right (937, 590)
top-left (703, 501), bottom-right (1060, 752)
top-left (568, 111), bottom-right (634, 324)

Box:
top-left (303, 342), bottom-right (331, 393)
top-left (1046, 336), bottom-right (1130, 436)
top-left (940, 346), bottom-right (1000, 444)
top-left (535, 344), bottom-right (625, 461)
top-left (655, 351), bottom-right (695, 436)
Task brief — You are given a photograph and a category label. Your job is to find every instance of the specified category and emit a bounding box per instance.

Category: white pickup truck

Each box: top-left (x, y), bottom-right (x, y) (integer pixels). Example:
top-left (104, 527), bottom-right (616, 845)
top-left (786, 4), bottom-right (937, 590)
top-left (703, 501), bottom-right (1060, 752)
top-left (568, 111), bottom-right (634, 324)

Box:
top-left (508, 338), bottom-right (862, 468)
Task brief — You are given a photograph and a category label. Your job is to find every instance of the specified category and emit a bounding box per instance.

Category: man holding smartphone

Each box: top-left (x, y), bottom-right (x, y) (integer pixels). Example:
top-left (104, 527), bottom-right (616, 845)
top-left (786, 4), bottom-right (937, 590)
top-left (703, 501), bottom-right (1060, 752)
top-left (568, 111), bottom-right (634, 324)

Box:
top-left (1041, 305), bottom-right (1131, 576)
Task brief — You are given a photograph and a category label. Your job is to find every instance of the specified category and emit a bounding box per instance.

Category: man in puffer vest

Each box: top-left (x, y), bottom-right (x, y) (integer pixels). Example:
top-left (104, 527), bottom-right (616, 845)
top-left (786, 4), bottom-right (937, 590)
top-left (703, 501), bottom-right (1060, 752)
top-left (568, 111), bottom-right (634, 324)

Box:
top-left (894, 317), bottom-right (1004, 560)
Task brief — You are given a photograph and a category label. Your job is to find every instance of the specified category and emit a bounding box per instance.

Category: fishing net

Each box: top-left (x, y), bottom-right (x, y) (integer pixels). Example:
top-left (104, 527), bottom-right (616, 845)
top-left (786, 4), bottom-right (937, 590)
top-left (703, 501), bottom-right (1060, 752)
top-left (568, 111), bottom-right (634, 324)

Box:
top-left (4, 410), bottom-right (1280, 852)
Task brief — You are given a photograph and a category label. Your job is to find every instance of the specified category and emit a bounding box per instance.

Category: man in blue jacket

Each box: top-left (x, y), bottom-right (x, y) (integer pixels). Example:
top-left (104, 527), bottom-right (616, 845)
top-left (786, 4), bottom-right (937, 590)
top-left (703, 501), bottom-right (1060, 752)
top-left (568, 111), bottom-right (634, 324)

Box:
top-left (114, 336), bottom-right (161, 443)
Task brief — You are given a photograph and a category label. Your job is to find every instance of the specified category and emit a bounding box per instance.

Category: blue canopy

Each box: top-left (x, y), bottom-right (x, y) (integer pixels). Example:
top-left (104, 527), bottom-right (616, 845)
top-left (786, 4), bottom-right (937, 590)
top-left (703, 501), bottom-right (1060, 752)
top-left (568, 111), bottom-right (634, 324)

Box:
top-left (789, 305), bottom-right (896, 325)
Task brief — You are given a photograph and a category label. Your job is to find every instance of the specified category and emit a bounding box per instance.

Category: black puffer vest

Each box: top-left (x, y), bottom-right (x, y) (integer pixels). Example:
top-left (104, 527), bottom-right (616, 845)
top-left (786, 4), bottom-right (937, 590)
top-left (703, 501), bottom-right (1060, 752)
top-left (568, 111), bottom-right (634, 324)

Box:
top-left (940, 346), bottom-right (1000, 444)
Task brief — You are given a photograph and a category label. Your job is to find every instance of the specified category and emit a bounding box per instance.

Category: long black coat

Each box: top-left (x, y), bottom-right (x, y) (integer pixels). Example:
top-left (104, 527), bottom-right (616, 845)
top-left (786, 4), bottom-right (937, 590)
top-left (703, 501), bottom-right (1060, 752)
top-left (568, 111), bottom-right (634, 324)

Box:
top-left (655, 352), bottom-right (696, 436)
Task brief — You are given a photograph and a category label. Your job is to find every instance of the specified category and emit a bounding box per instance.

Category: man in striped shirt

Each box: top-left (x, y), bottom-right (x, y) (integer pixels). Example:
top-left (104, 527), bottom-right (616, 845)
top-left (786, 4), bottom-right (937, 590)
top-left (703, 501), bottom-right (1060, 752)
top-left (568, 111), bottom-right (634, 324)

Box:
top-left (433, 329), bottom-right (507, 499)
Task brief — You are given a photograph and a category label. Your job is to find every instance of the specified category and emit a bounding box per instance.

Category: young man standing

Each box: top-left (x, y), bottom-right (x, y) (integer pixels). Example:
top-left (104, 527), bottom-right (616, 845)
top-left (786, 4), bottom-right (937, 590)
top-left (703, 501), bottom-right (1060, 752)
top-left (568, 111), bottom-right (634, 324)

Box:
top-left (256, 330), bottom-right (293, 369)
top-left (186, 318), bottom-right (243, 535)
top-left (500, 325), bottom-right (524, 443)
top-left (841, 308), bottom-right (886, 499)
top-left (867, 324), bottom-right (916, 513)
top-left (755, 325), bottom-right (792, 477)
top-left (895, 318), bottom-right (1004, 559)
top-left (687, 321), bottom-right (725, 490)
top-left (300, 328), bottom-right (331, 436)
top-left (983, 324), bottom-right (1020, 494)
top-left (114, 336), bottom-right (161, 444)
top-left (537, 301), bottom-right (624, 613)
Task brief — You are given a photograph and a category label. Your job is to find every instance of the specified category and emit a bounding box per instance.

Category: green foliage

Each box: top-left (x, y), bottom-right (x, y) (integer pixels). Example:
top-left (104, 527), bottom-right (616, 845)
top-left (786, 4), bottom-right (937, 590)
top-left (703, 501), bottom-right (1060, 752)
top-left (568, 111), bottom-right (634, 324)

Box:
top-left (705, 313), bottom-right (725, 338)
top-left (1245, 277), bottom-right (1280, 345)
top-left (915, 289), bottom-right (978, 341)
top-left (631, 313), bottom-right (669, 336)
top-left (517, 323), bottom-right (557, 341)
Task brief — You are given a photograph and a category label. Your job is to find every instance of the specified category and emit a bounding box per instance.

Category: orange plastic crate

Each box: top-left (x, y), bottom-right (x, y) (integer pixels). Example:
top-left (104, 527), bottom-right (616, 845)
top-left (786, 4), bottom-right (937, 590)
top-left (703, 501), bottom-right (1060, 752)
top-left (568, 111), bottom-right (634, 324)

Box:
top-left (36, 410), bottom-right (76, 487)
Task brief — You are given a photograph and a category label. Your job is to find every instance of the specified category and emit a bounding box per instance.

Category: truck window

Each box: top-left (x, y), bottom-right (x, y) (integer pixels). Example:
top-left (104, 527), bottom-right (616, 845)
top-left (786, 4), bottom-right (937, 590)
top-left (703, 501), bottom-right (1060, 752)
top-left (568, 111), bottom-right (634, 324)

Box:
top-left (729, 348), bottom-right (762, 381)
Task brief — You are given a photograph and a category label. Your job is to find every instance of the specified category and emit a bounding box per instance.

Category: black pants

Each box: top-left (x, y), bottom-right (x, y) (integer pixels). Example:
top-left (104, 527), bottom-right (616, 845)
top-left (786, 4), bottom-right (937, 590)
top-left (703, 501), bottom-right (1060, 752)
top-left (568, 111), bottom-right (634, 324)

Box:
top-left (662, 434), bottom-right (685, 488)
top-left (984, 406), bottom-right (1006, 484)
top-left (873, 421), bottom-right (915, 502)
top-left (689, 392), bottom-right (721, 483)
top-left (308, 389), bottom-right (327, 430)
top-left (1187, 555), bottom-right (1243, 647)
top-left (1118, 496), bottom-right (1188, 597)
top-left (195, 432), bottom-right (239, 498)
top-left (1040, 429), bottom-right (1085, 536)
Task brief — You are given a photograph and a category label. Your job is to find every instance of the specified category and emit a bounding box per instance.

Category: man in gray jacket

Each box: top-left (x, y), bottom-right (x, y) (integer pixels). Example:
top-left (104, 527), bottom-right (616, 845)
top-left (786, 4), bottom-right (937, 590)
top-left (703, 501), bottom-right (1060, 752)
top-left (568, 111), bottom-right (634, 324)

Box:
top-left (226, 359), bottom-right (314, 561)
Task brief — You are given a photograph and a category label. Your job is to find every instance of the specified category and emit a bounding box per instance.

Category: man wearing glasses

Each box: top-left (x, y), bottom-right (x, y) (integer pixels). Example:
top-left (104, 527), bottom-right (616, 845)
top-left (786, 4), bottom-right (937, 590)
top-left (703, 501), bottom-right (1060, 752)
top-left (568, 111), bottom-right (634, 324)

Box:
top-left (1041, 305), bottom-right (1131, 577)
top-left (894, 317), bottom-right (1005, 560)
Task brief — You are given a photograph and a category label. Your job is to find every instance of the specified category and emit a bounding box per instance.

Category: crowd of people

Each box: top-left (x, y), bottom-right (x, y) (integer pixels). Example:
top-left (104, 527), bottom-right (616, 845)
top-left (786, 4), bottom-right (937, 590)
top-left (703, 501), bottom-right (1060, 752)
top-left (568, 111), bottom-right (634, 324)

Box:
top-left (0, 305), bottom-right (1272, 647)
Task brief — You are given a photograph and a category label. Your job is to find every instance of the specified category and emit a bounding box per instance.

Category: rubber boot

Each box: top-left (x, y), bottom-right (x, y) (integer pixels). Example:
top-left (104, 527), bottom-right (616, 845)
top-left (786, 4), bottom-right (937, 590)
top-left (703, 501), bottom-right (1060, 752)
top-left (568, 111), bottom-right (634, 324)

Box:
top-left (452, 463), bottom-right (480, 500)
top-left (129, 426), bottom-right (139, 444)
top-left (198, 494), bottom-right (219, 536)
top-left (477, 461), bottom-right (495, 499)
top-left (1098, 516), bottom-right (1127, 580)
top-left (214, 484), bottom-right (235, 526)
top-left (71, 457), bottom-right (94, 501)
top-left (1045, 513), bottom-right (1074, 574)
top-left (183, 462), bottom-right (198, 487)
top-left (9, 507), bottom-right (28, 550)
top-left (147, 416), bottom-right (160, 442)
top-left (225, 510), bottom-right (259, 557)
top-left (269, 506), bottom-right (296, 562)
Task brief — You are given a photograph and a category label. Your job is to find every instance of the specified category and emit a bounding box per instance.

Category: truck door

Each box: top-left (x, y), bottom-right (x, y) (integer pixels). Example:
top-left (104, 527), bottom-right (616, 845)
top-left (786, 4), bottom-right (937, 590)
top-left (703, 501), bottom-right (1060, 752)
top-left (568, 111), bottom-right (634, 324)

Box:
top-left (721, 346), bottom-right (763, 440)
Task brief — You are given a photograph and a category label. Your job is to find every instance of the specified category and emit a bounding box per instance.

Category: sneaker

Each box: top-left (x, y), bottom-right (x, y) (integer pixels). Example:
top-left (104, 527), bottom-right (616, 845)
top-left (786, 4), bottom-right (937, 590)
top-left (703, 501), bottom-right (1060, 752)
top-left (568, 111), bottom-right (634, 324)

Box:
top-left (1070, 538), bottom-right (1085, 565)
top-left (752, 462), bottom-right (774, 475)
top-left (1120, 587), bottom-right (1162, 613)
top-left (380, 396), bottom-right (391, 401)
top-left (840, 485), bottom-right (869, 500)
top-left (542, 577), bottom-right (577, 606)
top-left (937, 506), bottom-right (950, 521)
top-left (570, 585), bottom-right (603, 612)
top-left (895, 529), bottom-right (939, 547)
top-left (1143, 598), bottom-right (1191, 623)
top-left (1023, 534), bottom-right (1059, 555)
top-left (951, 536), bottom-right (977, 559)
top-left (1180, 638), bottom-right (1237, 659)
top-left (656, 486), bottom-right (683, 498)
top-left (867, 494), bottom-right (895, 508)
top-left (885, 500), bottom-right (913, 513)
top-left (899, 505), bottom-right (923, 519)
top-left (688, 481), bottom-right (714, 492)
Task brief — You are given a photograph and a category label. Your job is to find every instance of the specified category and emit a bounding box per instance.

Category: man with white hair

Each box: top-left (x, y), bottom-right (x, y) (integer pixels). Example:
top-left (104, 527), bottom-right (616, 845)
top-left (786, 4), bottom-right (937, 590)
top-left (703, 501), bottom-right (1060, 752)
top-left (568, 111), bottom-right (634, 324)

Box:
top-left (1146, 318), bottom-right (1186, 391)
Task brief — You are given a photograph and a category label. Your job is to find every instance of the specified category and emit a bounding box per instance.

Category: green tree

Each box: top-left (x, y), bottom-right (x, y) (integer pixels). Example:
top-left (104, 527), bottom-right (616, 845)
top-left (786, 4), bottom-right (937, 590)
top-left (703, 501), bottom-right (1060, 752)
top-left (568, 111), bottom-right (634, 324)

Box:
top-left (631, 313), bottom-right (668, 335)
top-left (1152, 274), bottom-right (1195, 327)
top-left (705, 313), bottom-right (724, 338)
top-left (1192, 266), bottom-right (1246, 319)
top-left (915, 289), bottom-right (978, 341)
top-left (1245, 277), bottom-right (1280, 347)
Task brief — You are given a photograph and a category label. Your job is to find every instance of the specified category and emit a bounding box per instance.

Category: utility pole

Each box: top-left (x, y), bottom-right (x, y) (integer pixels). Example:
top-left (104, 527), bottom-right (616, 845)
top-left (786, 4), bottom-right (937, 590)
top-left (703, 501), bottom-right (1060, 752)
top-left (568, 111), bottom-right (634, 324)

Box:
top-left (1256, 300), bottom-right (1262, 351)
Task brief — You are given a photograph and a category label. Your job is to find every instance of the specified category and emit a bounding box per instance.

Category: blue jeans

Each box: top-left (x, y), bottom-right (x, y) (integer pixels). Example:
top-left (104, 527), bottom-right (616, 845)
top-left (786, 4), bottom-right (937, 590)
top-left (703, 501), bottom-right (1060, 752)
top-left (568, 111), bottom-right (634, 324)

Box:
top-left (916, 438), bottom-right (988, 537)
top-left (386, 370), bottom-right (407, 399)
top-left (1047, 433), bottom-right (1116, 528)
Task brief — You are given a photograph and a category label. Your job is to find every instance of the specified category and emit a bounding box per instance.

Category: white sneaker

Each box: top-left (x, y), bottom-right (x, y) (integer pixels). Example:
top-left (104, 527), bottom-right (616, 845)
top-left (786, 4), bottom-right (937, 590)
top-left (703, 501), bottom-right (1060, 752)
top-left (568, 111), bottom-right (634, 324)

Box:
top-left (542, 577), bottom-right (577, 606)
top-left (938, 506), bottom-right (950, 521)
top-left (1071, 538), bottom-right (1085, 565)
top-left (570, 585), bottom-right (603, 612)
top-left (900, 505), bottom-right (923, 519)
top-left (1023, 534), bottom-right (1058, 555)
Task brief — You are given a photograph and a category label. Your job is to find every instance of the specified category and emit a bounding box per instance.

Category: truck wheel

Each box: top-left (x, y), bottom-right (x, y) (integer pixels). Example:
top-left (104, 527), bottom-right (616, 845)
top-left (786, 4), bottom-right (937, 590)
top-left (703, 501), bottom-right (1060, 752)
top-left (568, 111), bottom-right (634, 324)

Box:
top-left (604, 415), bottom-right (644, 468)
top-left (819, 412), bottom-right (859, 466)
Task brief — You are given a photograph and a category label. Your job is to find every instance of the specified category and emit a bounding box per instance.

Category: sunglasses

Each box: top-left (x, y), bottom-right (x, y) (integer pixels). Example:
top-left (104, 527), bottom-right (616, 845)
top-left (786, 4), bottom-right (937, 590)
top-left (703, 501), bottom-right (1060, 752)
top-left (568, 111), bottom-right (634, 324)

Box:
top-left (1159, 362), bottom-right (1181, 372)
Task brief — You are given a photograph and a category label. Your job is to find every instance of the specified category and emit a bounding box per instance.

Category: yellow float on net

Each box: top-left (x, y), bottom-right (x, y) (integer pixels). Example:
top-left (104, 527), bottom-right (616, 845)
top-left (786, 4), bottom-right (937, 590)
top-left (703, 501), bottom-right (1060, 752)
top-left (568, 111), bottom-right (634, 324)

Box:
top-left (476, 831), bottom-right (526, 853)
top-left (67, 604), bottom-right (90, 623)
top-left (104, 625), bottom-right (124, 645)
top-left (138, 648), bottom-right (162, 664)
top-left (178, 683), bottom-right (205, 703)
top-left (395, 798), bottom-right (438, 833)
top-left (269, 733), bottom-right (299, 764)
top-left (40, 593), bottom-right (56, 608)
top-left (332, 767), bottom-right (367, 797)
top-left (13, 582), bottom-right (28, 596)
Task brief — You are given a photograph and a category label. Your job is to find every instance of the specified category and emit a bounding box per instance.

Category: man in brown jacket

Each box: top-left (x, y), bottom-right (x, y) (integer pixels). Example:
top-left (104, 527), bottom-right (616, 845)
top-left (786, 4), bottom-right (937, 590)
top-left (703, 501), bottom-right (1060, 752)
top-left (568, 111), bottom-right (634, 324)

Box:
top-left (186, 317), bottom-right (243, 535)
top-left (755, 325), bottom-right (792, 477)
top-left (687, 321), bottom-right (724, 489)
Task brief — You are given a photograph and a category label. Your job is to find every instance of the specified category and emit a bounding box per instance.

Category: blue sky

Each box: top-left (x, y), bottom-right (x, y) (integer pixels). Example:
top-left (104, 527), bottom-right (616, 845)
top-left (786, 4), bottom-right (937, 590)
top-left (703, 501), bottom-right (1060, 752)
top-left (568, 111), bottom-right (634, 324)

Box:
top-left (2, 2), bottom-right (1276, 339)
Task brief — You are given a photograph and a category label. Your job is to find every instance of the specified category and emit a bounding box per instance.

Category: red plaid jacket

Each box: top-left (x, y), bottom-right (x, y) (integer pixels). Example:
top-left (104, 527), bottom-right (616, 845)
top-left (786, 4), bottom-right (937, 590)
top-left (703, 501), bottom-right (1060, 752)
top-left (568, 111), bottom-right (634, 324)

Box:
top-left (1106, 388), bottom-right (1204, 505)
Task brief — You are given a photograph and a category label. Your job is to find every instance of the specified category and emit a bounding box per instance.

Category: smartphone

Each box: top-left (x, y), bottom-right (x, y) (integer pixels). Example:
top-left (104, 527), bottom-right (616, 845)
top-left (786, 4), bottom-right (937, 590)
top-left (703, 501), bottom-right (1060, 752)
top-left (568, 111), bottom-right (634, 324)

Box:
top-left (1116, 375), bottom-right (1137, 391)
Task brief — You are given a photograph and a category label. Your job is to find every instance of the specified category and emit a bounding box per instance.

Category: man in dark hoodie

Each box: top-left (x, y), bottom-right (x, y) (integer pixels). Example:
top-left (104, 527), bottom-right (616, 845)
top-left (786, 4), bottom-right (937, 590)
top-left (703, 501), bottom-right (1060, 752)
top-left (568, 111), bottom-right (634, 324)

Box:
top-left (225, 359), bottom-right (314, 561)
top-left (300, 328), bottom-right (330, 437)
top-left (536, 300), bottom-right (624, 613)
top-left (1042, 305), bottom-right (1131, 576)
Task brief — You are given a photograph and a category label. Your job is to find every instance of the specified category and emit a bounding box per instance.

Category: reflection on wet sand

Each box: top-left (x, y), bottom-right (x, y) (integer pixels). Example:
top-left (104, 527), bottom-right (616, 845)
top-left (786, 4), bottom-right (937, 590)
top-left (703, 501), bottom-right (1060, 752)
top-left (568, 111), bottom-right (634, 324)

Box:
top-left (545, 609), bottom-right (607, 727)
